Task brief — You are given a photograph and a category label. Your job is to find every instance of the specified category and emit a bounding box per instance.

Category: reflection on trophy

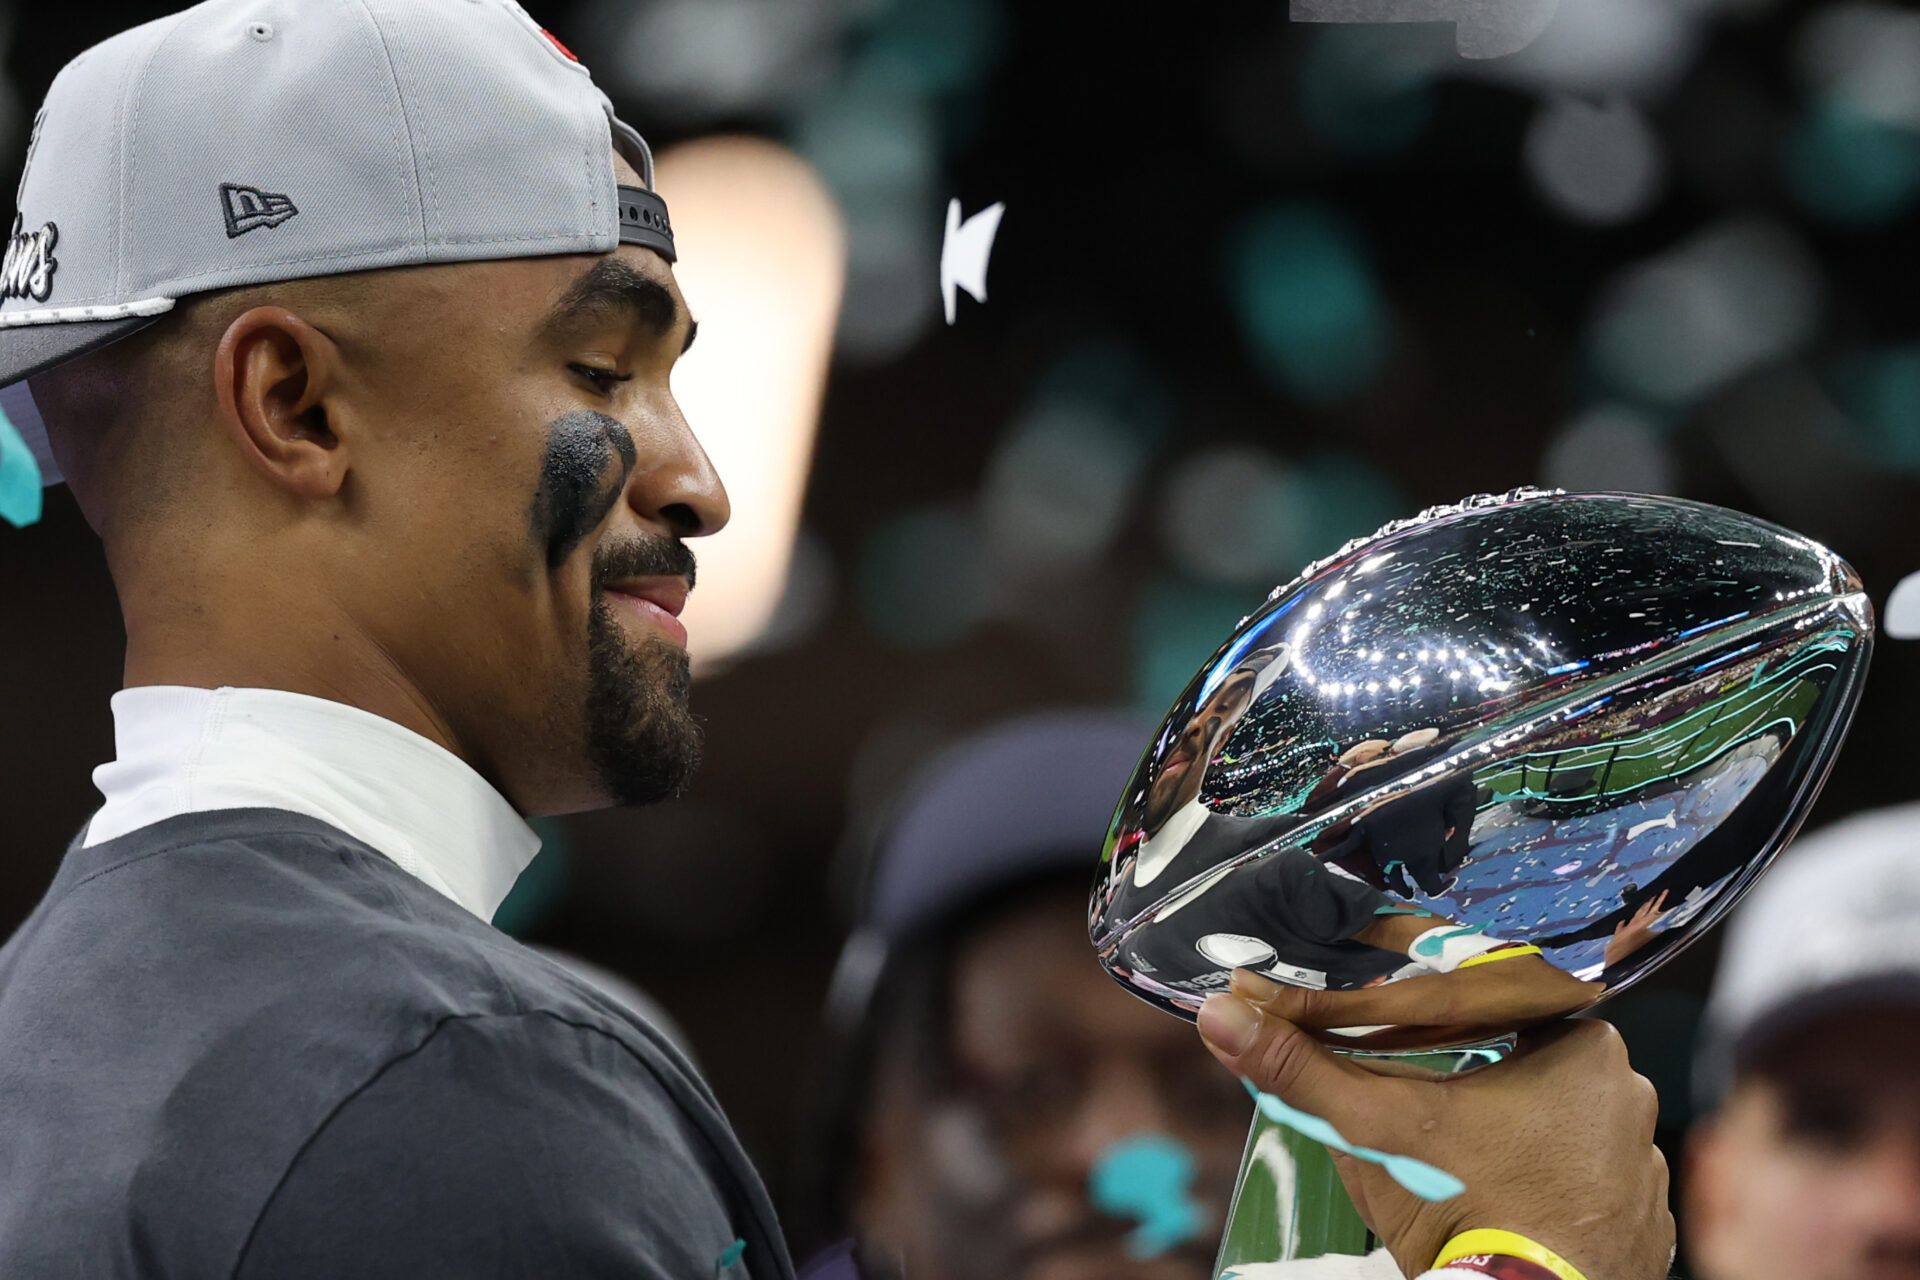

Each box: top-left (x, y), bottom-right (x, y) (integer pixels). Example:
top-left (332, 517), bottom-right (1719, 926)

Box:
top-left (1088, 487), bottom-right (1873, 1271)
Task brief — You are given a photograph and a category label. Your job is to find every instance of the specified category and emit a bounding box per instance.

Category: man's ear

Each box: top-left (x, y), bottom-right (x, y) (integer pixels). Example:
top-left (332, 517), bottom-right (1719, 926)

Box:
top-left (212, 305), bottom-right (346, 499)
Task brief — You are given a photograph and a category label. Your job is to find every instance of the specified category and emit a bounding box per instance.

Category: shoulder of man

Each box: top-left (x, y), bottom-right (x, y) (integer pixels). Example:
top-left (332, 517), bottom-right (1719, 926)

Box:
top-left (233, 1010), bottom-right (788, 1279)
top-left (0, 812), bottom-right (789, 1279)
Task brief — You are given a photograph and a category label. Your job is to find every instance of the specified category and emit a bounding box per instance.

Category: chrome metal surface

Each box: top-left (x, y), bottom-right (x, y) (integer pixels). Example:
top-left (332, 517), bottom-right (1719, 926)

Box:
top-left (1090, 489), bottom-right (1872, 1050)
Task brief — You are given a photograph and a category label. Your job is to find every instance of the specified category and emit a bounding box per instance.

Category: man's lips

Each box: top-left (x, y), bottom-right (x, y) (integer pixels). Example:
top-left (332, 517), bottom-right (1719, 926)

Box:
top-left (604, 576), bottom-right (690, 647)
top-left (606, 576), bottom-right (689, 615)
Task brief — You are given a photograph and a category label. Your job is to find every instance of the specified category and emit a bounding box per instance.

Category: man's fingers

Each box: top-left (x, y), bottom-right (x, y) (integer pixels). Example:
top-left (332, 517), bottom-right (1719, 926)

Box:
top-left (1229, 968), bottom-right (1412, 1029)
top-left (1520, 1016), bottom-right (1633, 1070)
top-left (1196, 994), bottom-right (1385, 1130)
top-left (1196, 991), bottom-right (1265, 1056)
top-left (1230, 963), bottom-right (1601, 1032)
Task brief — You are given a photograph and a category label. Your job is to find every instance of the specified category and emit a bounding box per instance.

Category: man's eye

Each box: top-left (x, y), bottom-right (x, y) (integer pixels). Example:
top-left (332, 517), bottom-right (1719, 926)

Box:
top-left (1782, 1092), bottom-right (1868, 1152)
top-left (569, 364), bottom-right (632, 395)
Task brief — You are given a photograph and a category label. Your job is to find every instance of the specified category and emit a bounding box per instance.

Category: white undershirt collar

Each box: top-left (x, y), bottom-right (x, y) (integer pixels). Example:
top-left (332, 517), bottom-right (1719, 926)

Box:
top-left (1134, 795), bottom-right (1213, 888)
top-left (84, 685), bottom-right (543, 922)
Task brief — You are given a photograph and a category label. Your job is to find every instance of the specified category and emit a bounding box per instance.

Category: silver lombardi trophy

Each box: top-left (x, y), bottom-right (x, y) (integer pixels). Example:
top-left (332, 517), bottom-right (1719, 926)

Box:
top-left (1088, 488), bottom-right (1873, 1271)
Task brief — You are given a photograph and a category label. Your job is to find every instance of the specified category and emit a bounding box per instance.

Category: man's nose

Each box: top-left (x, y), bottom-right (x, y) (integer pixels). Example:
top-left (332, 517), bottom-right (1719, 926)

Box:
top-left (628, 403), bottom-right (730, 539)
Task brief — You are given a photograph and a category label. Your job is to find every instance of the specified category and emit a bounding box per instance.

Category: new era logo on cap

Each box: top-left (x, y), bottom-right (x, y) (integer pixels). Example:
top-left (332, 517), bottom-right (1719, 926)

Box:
top-left (221, 184), bottom-right (299, 238)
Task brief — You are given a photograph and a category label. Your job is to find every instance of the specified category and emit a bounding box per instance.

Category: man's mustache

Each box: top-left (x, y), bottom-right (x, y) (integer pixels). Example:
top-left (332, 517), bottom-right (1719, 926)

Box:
top-left (594, 536), bottom-right (697, 593)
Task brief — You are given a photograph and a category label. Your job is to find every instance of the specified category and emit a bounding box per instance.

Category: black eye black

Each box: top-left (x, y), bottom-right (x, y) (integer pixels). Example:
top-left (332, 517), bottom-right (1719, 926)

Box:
top-left (569, 364), bottom-right (632, 395)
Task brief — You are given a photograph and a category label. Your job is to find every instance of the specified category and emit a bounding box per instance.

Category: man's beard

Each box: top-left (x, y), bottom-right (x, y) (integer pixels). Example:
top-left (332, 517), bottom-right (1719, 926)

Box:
top-left (583, 592), bottom-right (703, 806)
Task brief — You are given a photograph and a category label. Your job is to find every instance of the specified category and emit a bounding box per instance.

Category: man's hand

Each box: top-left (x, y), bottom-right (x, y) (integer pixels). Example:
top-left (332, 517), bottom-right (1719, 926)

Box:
top-left (1196, 983), bottom-right (1672, 1278)
top-left (1301, 943), bottom-right (1603, 1040)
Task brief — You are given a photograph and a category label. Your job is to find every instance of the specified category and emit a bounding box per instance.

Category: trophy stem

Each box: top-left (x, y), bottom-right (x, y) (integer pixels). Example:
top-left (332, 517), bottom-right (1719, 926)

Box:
top-left (1215, 1111), bottom-right (1372, 1273)
top-left (1211, 1035), bottom-right (1517, 1277)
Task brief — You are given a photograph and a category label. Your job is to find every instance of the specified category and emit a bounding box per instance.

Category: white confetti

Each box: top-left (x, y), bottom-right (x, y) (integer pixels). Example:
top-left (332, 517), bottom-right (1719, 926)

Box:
top-left (939, 198), bottom-right (1006, 325)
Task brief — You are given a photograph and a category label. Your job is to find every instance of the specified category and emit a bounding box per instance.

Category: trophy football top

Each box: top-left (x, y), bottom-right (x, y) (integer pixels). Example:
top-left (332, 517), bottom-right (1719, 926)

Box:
top-left (1089, 489), bottom-right (1872, 1051)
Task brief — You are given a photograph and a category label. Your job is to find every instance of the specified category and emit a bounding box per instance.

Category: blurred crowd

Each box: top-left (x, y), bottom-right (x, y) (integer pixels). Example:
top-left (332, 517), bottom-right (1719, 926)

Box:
top-left (782, 710), bottom-right (1920, 1280)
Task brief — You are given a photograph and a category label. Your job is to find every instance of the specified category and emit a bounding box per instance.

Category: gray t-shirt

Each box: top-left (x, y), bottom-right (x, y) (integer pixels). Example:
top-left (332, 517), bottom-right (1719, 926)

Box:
top-left (0, 807), bottom-right (794, 1279)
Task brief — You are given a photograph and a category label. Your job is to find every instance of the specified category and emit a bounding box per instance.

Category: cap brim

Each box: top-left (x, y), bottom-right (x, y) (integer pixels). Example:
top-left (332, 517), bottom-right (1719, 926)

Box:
top-left (0, 313), bottom-right (168, 486)
top-left (1735, 974), bottom-right (1920, 1066)
top-left (1697, 972), bottom-right (1920, 1110)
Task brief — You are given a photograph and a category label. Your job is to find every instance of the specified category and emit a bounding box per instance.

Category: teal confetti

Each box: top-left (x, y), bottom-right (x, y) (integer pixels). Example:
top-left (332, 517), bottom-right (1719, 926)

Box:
top-left (1241, 1078), bottom-right (1464, 1202)
top-left (0, 401), bottom-right (45, 529)
top-left (1413, 923), bottom-right (1487, 958)
top-left (1373, 904), bottom-right (1434, 917)
top-left (713, 1237), bottom-right (747, 1276)
top-left (1089, 1133), bottom-right (1206, 1258)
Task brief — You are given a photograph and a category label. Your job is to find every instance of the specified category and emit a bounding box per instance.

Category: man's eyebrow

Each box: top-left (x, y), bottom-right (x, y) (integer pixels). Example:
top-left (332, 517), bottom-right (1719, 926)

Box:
top-left (537, 257), bottom-right (697, 353)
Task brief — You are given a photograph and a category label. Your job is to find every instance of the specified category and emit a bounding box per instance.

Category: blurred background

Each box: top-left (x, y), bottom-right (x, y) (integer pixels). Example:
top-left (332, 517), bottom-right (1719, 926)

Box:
top-left (3, 0), bottom-right (1918, 1268)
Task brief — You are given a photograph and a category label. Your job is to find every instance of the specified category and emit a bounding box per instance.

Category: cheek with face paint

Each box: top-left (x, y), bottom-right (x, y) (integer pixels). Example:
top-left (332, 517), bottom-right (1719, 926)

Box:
top-left (530, 410), bottom-right (639, 570)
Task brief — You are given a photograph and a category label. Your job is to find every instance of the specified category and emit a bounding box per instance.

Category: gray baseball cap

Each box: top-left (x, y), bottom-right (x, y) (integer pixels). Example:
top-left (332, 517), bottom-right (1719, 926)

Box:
top-left (0, 0), bottom-right (676, 487)
top-left (1695, 799), bottom-right (1920, 1106)
top-left (857, 709), bottom-right (1151, 944)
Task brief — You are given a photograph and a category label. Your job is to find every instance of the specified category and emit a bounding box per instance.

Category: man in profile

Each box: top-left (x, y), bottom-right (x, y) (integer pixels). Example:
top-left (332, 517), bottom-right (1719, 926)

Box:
top-left (0, 3), bottom-right (780, 1275)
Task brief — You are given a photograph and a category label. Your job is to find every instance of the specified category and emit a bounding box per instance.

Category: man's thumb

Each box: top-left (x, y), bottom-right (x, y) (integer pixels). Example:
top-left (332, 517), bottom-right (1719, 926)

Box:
top-left (1197, 993), bottom-right (1363, 1115)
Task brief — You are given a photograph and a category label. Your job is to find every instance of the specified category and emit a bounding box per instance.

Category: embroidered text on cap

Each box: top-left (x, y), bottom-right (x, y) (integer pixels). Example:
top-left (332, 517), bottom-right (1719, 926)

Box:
top-left (1, 216), bottom-right (59, 303)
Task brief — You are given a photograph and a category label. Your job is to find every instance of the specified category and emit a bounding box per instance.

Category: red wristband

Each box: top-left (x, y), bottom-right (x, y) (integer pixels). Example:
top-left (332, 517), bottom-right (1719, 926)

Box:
top-left (1437, 1255), bottom-right (1562, 1280)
